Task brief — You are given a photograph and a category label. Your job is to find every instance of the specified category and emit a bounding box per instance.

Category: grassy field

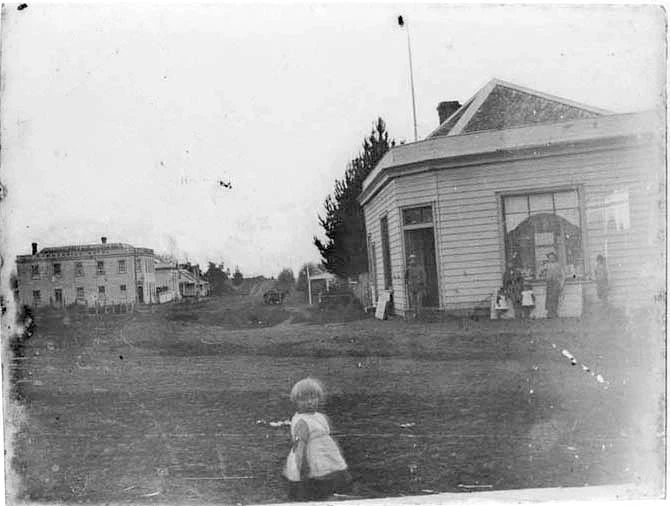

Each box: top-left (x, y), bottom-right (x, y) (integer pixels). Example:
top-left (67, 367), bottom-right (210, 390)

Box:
top-left (6, 296), bottom-right (665, 504)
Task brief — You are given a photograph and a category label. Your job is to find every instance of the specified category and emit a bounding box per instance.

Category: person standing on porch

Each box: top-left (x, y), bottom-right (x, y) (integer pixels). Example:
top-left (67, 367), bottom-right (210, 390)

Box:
top-left (405, 254), bottom-right (426, 319)
top-left (544, 252), bottom-right (565, 318)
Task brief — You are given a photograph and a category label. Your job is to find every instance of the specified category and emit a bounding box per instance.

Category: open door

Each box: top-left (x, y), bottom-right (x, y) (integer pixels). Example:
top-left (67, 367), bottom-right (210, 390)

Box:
top-left (404, 228), bottom-right (439, 307)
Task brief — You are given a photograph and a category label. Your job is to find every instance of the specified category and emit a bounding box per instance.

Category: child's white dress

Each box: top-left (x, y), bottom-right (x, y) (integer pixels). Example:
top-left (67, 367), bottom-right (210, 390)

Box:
top-left (521, 290), bottom-right (535, 307)
top-left (283, 412), bottom-right (348, 481)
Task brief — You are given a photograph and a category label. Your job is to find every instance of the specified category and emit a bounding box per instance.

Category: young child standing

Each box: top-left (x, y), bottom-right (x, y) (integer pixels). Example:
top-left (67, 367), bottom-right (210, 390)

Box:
top-left (520, 282), bottom-right (536, 319)
top-left (283, 378), bottom-right (351, 501)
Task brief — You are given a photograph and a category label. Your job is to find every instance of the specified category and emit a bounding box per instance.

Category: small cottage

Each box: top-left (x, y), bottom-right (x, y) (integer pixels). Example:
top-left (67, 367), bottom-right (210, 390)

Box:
top-left (359, 79), bottom-right (664, 317)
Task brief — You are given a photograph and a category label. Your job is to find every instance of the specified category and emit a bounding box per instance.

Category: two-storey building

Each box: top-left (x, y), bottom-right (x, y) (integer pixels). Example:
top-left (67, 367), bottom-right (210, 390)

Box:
top-left (15, 237), bottom-right (157, 307)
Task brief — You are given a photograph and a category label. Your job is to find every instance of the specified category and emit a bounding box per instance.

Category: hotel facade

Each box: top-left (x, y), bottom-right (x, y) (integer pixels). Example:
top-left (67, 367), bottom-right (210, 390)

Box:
top-left (15, 238), bottom-right (157, 307)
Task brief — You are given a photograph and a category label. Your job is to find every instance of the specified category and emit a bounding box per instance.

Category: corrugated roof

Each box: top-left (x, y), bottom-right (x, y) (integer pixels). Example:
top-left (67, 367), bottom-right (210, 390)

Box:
top-left (427, 78), bottom-right (609, 139)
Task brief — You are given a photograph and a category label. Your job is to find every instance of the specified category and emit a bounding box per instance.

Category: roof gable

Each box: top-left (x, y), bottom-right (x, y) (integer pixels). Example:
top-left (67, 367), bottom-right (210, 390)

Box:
top-left (428, 79), bottom-right (609, 138)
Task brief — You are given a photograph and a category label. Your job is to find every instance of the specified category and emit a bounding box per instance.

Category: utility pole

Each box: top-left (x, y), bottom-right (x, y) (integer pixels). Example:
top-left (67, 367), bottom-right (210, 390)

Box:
top-left (306, 265), bottom-right (312, 305)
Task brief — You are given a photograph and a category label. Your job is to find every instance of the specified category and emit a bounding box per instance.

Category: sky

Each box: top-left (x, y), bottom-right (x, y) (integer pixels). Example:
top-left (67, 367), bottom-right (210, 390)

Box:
top-left (0, 3), bottom-right (665, 277)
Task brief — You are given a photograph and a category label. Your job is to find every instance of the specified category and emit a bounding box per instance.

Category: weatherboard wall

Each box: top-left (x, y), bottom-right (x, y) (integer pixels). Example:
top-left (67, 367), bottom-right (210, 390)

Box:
top-left (362, 180), bottom-right (401, 310)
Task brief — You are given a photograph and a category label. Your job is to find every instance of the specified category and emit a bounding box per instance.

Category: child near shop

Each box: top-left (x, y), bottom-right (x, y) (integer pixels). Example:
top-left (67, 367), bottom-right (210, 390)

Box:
top-left (520, 282), bottom-right (536, 319)
top-left (494, 288), bottom-right (510, 319)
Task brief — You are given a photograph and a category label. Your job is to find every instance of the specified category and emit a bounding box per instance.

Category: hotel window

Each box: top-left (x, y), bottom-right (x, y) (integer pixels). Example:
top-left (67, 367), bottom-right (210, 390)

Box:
top-left (53, 263), bottom-right (62, 277)
top-left (97, 261), bottom-right (105, 275)
top-left (503, 189), bottom-right (584, 280)
top-left (120, 284), bottom-right (127, 292)
top-left (118, 260), bottom-right (127, 274)
top-left (98, 286), bottom-right (106, 296)
top-left (75, 262), bottom-right (84, 277)
top-left (31, 265), bottom-right (40, 279)
top-left (136, 258), bottom-right (143, 272)
top-left (33, 290), bottom-right (41, 306)
top-left (76, 287), bottom-right (85, 300)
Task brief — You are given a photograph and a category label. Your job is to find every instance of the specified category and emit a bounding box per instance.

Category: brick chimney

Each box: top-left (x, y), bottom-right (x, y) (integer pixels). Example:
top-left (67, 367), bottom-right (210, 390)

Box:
top-left (437, 100), bottom-right (461, 125)
top-left (31, 242), bottom-right (37, 255)
top-left (101, 237), bottom-right (107, 244)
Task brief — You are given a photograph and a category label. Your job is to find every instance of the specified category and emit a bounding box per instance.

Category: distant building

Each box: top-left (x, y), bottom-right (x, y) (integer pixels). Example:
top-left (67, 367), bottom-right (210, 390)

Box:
top-left (360, 79), bottom-right (664, 317)
top-left (177, 265), bottom-right (210, 298)
top-left (16, 237), bottom-right (157, 307)
top-left (307, 269), bottom-right (336, 303)
top-left (155, 259), bottom-right (181, 303)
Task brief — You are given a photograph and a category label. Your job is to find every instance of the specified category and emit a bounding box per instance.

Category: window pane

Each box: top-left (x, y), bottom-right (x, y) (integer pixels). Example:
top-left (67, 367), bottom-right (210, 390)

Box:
top-left (529, 193), bottom-right (554, 212)
top-left (380, 217), bottom-right (392, 289)
top-left (554, 190), bottom-right (578, 209)
top-left (504, 195), bottom-right (528, 214)
top-left (403, 209), bottom-right (421, 225)
top-left (536, 246), bottom-right (557, 278)
top-left (505, 190), bottom-right (585, 280)
top-left (403, 206), bottom-right (432, 225)
top-left (531, 213), bottom-right (557, 233)
top-left (556, 208), bottom-right (580, 227)
top-left (505, 212), bottom-right (527, 232)
top-left (421, 207), bottom-right (433, 223)
top-left (534, 231), bottom-right (554, 246)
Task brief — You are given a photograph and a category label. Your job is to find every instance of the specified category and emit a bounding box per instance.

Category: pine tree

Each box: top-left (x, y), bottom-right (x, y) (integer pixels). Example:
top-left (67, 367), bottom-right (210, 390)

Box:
top-left (232, 266), bottom-right (244, 286)
top-left (314, 118), bottom-right (394, 278)
top-left (204, 262), bottom-right (230, 296)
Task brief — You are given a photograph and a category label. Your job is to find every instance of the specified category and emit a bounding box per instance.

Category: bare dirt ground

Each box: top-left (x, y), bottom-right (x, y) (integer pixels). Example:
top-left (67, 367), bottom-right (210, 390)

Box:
top-left (6, 295), bottom-right (665, 504)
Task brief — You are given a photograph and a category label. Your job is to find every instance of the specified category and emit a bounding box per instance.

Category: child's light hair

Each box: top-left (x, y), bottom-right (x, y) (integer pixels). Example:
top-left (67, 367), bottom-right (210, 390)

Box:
top-left (290, 377), bottom-right (325, 411)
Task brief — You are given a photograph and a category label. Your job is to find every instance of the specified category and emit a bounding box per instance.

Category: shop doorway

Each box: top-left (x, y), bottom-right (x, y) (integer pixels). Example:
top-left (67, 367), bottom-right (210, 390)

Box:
top-left (404, 224), bottom-right (439, 308)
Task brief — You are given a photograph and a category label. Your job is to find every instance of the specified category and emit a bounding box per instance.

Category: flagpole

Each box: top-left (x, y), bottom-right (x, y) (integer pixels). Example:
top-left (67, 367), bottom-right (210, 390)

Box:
top-left (399, 16), bottom-right (418, 142)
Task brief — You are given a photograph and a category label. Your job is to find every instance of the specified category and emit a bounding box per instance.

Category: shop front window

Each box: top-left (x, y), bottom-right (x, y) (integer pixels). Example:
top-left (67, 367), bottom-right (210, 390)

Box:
top-left (503, 189), bottom-right (584, 280)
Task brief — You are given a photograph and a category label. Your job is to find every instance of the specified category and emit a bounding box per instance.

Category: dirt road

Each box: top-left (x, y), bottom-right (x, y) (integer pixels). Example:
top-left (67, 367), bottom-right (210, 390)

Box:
top-left (6, 299), bottom-right (665, 503)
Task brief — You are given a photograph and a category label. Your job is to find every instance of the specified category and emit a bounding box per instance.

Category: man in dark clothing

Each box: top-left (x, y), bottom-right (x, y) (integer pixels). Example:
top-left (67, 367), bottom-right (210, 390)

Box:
top-left (544, 252), bottom-right (565, 318)
top-left (405, 254), bottom-right (426, 319)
